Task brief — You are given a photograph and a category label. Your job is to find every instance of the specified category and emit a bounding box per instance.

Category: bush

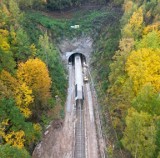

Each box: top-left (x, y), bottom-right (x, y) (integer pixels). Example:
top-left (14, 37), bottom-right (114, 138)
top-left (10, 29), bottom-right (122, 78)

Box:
top-left (0, 145), bottom-right (31, 158)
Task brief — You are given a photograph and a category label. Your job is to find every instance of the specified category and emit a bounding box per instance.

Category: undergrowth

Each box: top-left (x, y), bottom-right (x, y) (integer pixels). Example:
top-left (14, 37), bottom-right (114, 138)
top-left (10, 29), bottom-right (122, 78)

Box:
top-left (26, 8), bottom-right (114, 40)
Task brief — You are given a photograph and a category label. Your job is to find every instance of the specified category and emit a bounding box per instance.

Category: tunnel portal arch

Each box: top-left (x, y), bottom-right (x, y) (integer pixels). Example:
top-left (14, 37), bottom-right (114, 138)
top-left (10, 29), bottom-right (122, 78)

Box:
top-left (68, 52), bottom-right (86, 65)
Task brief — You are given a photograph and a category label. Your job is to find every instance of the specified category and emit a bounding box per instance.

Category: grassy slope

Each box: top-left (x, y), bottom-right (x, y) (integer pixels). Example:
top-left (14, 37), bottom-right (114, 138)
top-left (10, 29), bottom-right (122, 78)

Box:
top-left (26, 8), bottom-right (117, 39)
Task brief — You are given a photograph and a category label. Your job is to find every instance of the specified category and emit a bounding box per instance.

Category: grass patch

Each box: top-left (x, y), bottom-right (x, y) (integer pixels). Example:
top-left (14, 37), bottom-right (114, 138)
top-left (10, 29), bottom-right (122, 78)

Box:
top-left (26, 9), bottom-right (114, 39)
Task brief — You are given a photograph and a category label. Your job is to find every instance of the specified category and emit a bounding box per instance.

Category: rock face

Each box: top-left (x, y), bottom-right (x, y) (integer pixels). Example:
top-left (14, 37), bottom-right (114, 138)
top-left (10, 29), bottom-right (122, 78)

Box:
top-left (58, 37), bottom-right (93, 63)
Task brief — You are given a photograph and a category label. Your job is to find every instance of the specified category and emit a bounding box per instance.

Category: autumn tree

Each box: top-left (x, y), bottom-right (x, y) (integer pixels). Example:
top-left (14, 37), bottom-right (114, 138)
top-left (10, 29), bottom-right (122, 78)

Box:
top-left (0, 98), bottom-right (41, 150)
top-left (106, 0), bottom-right (160, 157)
top-left (109, 38), bottom-right (135, 94)
top-left (0, 70), bottom-right (33, 118)
top-left (132, 83), bottom-right (160, 115)
top-left (126, 48), bottom-right (160, 94)
top-left (17, 58), bottom-right (51, 120)
top-left (0, 29), bottom-right (16, 72)
top-left (107, 38), bottom-right (135, 131)
top-left (122, 8), bottom-right (144, 39)
top-left (136, 30), bottom-right (160, 49)
top-left (122, 108), bottom-right (157, 158)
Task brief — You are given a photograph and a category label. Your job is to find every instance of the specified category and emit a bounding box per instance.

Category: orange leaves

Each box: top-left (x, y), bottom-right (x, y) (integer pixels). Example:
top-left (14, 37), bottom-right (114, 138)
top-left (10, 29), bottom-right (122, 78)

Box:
top-left (126, 48), bottom-right (160, 93)
top-left (143, 22), bottom-right (160, 35)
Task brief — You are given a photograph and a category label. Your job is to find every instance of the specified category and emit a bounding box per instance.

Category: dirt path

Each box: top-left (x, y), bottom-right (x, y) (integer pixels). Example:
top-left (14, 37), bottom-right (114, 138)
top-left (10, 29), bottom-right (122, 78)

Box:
top-left (33, 61), bottom-right (76, 158)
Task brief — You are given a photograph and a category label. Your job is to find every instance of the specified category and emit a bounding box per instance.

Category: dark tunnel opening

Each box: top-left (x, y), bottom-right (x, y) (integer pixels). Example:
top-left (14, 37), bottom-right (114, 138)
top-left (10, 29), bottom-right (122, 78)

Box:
top-left (68, 53), bottom-right (86, 66)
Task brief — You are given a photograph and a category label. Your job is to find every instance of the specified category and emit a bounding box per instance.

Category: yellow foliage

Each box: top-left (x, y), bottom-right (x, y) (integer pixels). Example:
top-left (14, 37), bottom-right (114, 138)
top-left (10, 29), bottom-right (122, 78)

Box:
top-left (0, 41), bottom-right (10, 51)
top-left (17, 58), bottom-right (51, 105)
top-left (0, 29), bottom-right (9, 36)
top-left (119, 38), bottom-right (135, 54)
top-left (0, 70), bottom-right (33, 118)
top-left (0, 29), bottom-right (10, 51)
top-left (0, 129), bottom-right (5, 138)
top-left (4, 130), bottom-right (25, 149)
top-left (129, 8), bottom-right (143, 27)
top-left (1, 119), bottom-right (9, 126)
top-left (143, 22), bottom-right (160, 35)
top-left (30, 43), bottom-right (37, 57)
top-left (1, 4), bottom-right (10, 16)
top-left (33, 123), bottom-right (42, 132)
top-left (0, 70), bottom-right (18, 92)
top-left (126, 48), bottom-right (160, 93)
top-left (0, 119), bottom-right (9, 140)
top-left (15, 83), bottom-right (33, 118)
top-left (122, 8), bottom-right (144, 38)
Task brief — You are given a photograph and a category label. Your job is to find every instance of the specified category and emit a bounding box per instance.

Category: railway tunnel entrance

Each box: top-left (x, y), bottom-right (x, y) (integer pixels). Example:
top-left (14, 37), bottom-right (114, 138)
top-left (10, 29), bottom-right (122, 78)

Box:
top-left (68, 52), bottom-right (86, 66)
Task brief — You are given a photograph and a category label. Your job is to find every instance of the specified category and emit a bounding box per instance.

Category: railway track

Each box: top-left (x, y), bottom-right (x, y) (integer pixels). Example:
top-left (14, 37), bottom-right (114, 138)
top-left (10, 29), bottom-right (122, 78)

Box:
top-left (74, 101), bottom-right (85, 158)
top-left (73, 53), bottom-right (100, 158)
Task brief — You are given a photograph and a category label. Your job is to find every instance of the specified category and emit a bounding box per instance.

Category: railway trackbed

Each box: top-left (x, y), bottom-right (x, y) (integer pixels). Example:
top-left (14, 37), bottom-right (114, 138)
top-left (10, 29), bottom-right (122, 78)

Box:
top-left (73, 54), bottom-right (100, 158)
top-left (74, 101), bottom-right (85, 158)
top-left (32, 38), bottom-right (105, 158)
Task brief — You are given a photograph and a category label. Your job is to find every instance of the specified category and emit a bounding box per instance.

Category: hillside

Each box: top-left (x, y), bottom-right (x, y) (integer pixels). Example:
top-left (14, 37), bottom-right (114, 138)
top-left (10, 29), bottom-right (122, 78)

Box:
top-left (0, 0), bottom-right (160, 158)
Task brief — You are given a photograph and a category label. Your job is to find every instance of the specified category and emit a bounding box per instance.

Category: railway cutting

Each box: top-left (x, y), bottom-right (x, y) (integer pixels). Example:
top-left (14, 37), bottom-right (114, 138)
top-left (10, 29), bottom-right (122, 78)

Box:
top-left (32, 38), bottom-right (105, 158)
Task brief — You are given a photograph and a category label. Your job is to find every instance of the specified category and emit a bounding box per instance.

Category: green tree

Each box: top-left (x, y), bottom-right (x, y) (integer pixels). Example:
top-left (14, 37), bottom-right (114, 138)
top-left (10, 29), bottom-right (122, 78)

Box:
top-left (122, 108), bottom-right (157, 158)
top-left (17, 0), bottom-right (34, 9)
top-left (7, 0), bottom-right (23, 25)
top-left (38, 32), bottom-right (51, 66)
top-left (0, 29), bottom-right (16, 72)
top-left (155, 120), bottom-right (160, 157)
top-left (0, 70), bottom-right (33, 118)
top-left (0, 98), bottom-right (41, 150)
top-left (38, 33), bottom-right (67, 101)
top-left (0, 144), bottom-right (31, 158)
top-left (136, 30), bottom-right (160, 49)
top-left (132, 83), bottom-right (160, 115)
top-left (11, 28), bottom-right (32, 61)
